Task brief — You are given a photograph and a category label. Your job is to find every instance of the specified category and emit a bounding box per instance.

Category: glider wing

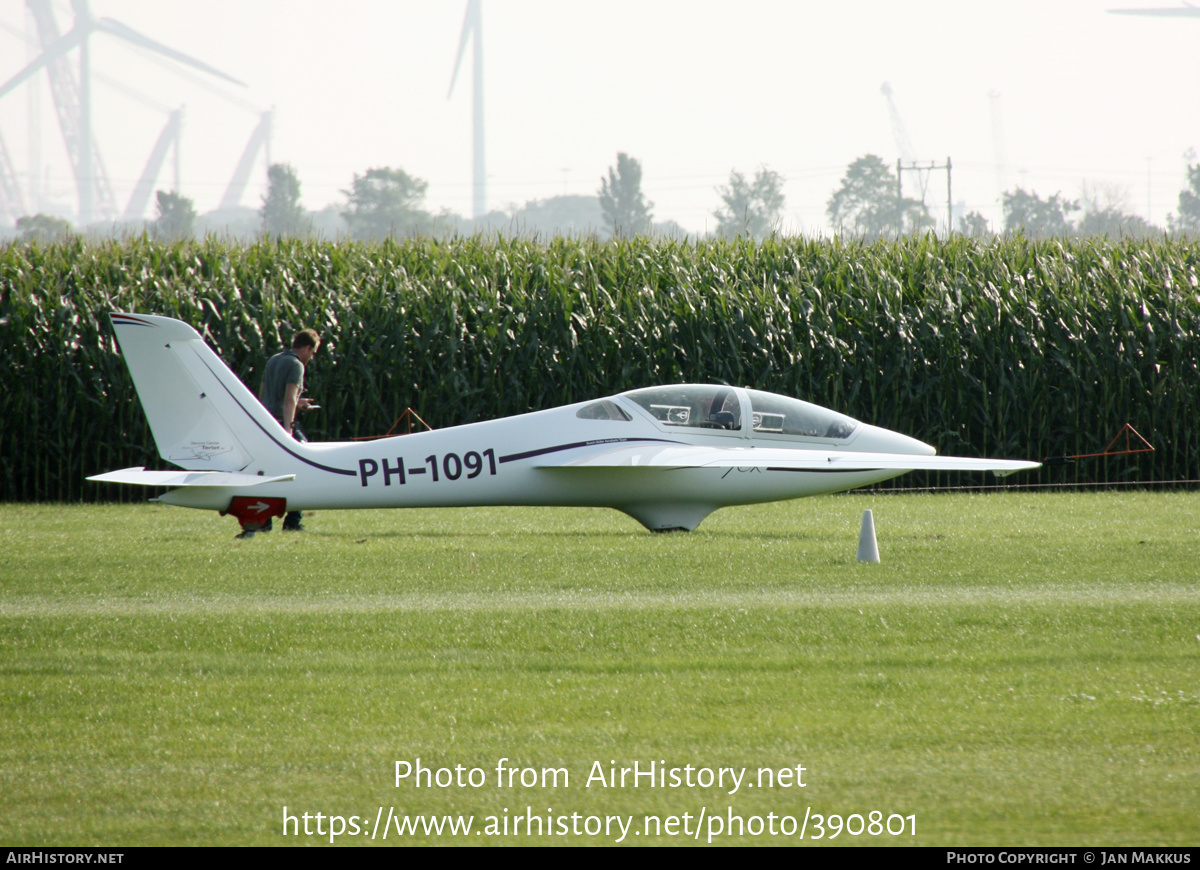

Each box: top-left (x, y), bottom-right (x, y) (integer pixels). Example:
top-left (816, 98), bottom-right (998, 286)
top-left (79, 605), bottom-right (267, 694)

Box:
top-left (538, 445), bottom-right (1040, 476)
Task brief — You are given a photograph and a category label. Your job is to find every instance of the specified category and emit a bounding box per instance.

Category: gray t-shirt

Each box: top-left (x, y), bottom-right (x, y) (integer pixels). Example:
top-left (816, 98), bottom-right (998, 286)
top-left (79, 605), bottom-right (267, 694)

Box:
top-left (259, 350), bottom-right (304, 421)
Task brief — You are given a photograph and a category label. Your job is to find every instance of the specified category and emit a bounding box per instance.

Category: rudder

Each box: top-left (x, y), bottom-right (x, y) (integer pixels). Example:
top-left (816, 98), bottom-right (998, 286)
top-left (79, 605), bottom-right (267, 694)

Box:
top-left (109, 313), bottom-right (287, 472)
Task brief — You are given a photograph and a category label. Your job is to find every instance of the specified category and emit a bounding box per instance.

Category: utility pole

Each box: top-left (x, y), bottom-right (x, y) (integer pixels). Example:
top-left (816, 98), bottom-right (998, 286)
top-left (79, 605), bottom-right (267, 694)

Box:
top-left (896, 158), bottom-right (903, 237)
top-left (897, 157), bottom-right (953, 235)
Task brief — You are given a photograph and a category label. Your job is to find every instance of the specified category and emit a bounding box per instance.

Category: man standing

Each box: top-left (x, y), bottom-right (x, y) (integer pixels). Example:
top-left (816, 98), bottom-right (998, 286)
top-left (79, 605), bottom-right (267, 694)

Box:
top-left (259, 328), bottom-right (320, 530)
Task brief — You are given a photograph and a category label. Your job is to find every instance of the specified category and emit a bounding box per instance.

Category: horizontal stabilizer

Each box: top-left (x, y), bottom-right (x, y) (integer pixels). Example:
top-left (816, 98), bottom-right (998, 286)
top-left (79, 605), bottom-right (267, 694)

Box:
top-left (87, 467), bottom-right (295, 488)
top-left (542, 445), bottom-right (1040, 475)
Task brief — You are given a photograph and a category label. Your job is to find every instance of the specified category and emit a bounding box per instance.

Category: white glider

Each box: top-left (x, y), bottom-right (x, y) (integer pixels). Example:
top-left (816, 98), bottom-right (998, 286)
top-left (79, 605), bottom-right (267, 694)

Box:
top-left (89, 313), bottom-right (1039, 534)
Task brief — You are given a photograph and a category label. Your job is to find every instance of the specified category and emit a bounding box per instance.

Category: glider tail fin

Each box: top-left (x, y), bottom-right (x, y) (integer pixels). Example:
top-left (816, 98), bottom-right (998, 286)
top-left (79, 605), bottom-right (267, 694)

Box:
top-left (108, 313), bottom-right (289, 473)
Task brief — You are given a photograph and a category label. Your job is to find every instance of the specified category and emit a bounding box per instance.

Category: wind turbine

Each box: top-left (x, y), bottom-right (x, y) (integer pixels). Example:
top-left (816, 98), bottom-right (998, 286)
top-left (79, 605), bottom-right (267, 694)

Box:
top-left (0, 0), bottom-right (245, 226)
top-left (448, 0), bottom-right (485, 221)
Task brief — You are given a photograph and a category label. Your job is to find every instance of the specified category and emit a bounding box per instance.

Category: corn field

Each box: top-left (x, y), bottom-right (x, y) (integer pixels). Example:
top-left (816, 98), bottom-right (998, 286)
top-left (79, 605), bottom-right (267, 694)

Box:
top-left (2, 233), bottom-right (1198, 501)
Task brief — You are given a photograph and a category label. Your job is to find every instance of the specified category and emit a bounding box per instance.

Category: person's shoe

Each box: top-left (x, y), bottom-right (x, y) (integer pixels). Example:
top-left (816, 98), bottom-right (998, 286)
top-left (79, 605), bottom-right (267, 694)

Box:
top-left (282, 522), bottom-right (305, 532)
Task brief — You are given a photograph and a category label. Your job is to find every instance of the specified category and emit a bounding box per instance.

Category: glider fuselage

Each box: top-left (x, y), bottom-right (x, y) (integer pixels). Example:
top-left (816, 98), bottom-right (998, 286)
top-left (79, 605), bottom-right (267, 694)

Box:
top-left (157, 392), bottom-right (919, 524)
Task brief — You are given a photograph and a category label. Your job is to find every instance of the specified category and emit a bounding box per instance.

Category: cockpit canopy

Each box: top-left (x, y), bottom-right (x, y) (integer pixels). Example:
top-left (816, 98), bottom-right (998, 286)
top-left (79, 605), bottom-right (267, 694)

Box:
top-left (623, 385), bottom-right (742, 430)
top-left (743, 388), bottom-right (858, 440)
top-left (617, 385), bottom-right (859, 440)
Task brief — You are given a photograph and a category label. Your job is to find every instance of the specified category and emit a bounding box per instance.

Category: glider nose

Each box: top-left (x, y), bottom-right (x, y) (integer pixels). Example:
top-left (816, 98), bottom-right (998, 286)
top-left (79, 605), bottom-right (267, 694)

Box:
top-left (853, 423), bottom-right (938, 456)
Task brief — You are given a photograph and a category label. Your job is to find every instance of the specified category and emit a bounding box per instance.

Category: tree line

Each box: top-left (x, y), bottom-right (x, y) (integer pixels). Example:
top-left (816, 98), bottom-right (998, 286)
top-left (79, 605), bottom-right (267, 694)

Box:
top-left (826, 154), bottom-right (1200, 239)
top-left (11, 153), bottom-right (1200, 243)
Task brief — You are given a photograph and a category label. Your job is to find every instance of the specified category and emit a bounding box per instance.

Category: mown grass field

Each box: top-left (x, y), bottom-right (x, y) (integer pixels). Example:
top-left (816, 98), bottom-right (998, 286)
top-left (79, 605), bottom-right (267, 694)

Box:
top-left (0, 492), bottom-right (1196, 846)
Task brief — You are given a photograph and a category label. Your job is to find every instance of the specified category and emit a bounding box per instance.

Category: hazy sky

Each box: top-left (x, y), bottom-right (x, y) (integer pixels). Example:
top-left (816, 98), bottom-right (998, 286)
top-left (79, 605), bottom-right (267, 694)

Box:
top-left (2, 0), bottom-right (1199, 234)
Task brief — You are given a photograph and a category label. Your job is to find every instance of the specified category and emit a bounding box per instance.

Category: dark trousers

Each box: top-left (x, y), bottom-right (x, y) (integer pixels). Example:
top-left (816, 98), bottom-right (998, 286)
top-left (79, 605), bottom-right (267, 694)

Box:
top-left (277, 420), bottom-right (306, 530)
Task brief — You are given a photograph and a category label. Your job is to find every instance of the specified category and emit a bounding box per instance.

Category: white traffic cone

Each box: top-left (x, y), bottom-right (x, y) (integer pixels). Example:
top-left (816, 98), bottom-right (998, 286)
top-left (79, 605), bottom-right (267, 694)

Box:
top-left (857, 509), bottom-right (880, 563)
